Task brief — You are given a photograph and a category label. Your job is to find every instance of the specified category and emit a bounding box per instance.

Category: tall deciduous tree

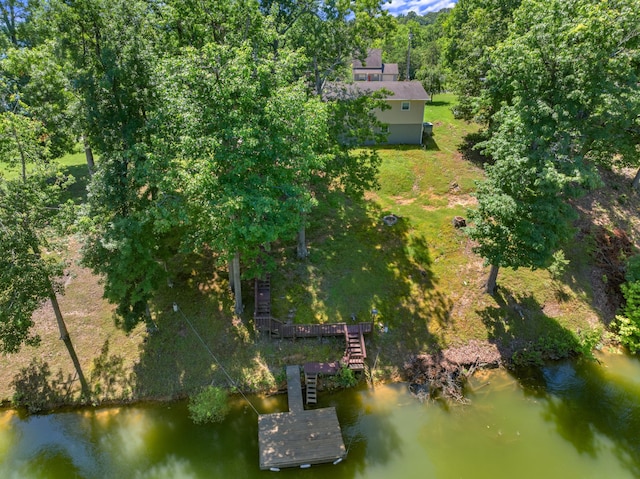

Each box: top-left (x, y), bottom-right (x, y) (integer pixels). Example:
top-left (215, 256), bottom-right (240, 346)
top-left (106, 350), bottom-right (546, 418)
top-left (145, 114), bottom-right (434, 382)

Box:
top-left (441, 0), bottom-right (522, 122)
top-left (155, 43), bottom-right (327, 314)
top-left (0, 111), bottom-right (90, 397)
top-left (468, 0), bottom-right (640, 292)
top-left (467, 109), bottom-right (582, 294)
top-left (55, 0), bottom-right (178, 329)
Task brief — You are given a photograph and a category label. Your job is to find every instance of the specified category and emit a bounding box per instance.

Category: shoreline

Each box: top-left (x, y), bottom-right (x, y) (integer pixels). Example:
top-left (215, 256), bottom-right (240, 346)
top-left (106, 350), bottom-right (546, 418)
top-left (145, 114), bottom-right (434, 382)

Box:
top-left (0, 339), bottom-right (508, 415)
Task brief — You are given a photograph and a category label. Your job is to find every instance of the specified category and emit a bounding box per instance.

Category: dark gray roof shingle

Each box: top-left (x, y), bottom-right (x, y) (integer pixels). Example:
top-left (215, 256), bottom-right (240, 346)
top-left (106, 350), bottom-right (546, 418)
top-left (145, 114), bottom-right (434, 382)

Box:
top-left (350, 81), bottom-right (428, 100)
top-left (352, 49), bottom-right (382, 69)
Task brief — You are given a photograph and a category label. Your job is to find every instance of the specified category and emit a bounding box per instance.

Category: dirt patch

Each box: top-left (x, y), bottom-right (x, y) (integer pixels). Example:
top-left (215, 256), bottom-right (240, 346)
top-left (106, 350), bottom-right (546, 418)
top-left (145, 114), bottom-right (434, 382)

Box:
top-left (395, 197), bottom-right (416, 205)
top-left (571, 166), bottom-right (640, 323)
top-left (447, 193), bottom-right (477, 209)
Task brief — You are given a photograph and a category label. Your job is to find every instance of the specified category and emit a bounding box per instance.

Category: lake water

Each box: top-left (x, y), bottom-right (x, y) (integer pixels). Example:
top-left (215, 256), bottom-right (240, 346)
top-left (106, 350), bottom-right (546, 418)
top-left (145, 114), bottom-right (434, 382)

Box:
top-left (1, 352), bottom-right (639, 478)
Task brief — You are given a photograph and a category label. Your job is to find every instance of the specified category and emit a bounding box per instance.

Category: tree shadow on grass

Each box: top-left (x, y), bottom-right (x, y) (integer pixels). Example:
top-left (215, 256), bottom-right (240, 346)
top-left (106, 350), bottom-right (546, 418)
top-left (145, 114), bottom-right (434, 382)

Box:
top-left (131, 249), bottom-right (295, 402)
top-left (426, 100), bottom-right (450, 108)
top-left (477, 288), bottom-right (582, 364)
top-left (60, 163), bottom-right (91, 204)
top-left (11, 358), bottom-right (78, 414)
top-left (458, 130), bottom-right (494, 169)
top-left (269, 190), bottom-right (453, 367)
top-left (90, 339), bottom-right (135, 401)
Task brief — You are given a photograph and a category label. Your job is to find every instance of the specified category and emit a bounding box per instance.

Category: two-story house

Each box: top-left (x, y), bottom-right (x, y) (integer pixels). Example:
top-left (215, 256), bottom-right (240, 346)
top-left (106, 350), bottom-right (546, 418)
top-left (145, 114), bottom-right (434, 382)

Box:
top-left (352, 49), bottom-right (399, 82)
top-left (349, 49), bottom-right (428, 145)
top-left (351, 81), bottom-right (429, 145)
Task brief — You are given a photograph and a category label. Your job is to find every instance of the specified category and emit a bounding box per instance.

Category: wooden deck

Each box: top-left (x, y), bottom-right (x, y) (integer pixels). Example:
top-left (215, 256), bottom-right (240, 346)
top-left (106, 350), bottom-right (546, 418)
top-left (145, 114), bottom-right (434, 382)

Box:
top-left (255, 316), bottom-right (373, 339)
top-left (303, 361), bottom-right (341, 375)
top-left (258, 365), bottom-right (346, 470)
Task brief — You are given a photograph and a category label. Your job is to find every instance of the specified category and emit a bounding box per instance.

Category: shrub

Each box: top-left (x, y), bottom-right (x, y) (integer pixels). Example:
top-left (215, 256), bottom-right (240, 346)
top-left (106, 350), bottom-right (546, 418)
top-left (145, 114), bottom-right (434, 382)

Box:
top-left (614, 280), bottom-right (640, 353)
top-left (548, 250), bottom-right (570, 280)
top-left (626, 256), bottom-right (640, 283)
top-left (188, 386), bottom-right (230, 424)
top-left (336, 366), bottom-right (358, 388)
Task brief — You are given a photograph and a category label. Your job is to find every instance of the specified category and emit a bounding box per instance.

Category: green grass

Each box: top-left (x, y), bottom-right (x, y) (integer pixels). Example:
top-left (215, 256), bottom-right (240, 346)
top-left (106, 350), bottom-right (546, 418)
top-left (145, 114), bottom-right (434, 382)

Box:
top-left (2, 95), bottom-right (631, 406)
top-left (1, 148), bottom-right (92, 203)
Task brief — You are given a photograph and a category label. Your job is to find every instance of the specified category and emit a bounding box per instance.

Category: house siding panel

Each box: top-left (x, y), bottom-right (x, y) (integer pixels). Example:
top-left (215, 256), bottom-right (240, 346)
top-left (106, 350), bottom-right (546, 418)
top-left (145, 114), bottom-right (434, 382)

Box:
top-left (386, 124), bottom-right (423, 145)
top-left (376, 100), bottom-right (425, 144)
top-left (376, 100), bottom-right (425, 125)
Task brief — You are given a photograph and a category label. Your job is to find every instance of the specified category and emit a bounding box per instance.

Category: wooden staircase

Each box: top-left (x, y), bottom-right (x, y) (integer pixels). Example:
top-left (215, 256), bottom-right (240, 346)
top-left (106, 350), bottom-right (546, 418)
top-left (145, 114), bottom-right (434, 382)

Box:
top-left (305, 372), bottom-right (318, 405)
top-left (343, 324), bottom-right (366, 371)
top-left (254, 274), bottom-right (271, 319)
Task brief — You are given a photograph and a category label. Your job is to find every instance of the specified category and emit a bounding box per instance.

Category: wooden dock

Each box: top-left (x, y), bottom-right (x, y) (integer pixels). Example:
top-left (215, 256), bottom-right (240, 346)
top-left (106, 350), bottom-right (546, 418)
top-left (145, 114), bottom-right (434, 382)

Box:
top-left (258, 366), bottom-right (346, 470)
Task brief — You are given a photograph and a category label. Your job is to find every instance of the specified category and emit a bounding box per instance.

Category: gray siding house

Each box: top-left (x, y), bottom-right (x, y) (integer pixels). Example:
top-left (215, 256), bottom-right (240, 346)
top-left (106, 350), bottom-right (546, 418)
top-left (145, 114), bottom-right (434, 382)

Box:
top-left (350, 81), bottom-right (429, 145)
top-left (352, 49), bottom-right (399, 82)
top-left (325, 49), bottom-right (429, 145)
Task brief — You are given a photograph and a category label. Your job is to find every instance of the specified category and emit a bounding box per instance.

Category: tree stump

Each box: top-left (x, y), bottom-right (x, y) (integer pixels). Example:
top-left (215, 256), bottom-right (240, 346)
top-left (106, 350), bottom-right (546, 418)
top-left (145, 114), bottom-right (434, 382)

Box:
top-left (452, 216), bottom-right (466, 228)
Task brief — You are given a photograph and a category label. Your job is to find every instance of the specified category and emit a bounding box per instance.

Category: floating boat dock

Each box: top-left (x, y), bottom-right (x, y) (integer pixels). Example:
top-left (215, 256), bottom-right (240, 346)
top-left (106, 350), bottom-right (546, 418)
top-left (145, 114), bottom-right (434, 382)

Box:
top-left (257, 365), bottom-right (346, 470)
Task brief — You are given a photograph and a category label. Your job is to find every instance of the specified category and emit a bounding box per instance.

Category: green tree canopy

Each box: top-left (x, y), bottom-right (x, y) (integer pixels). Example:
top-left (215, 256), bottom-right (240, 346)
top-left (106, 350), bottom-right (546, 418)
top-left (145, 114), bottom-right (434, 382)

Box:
top-left (468, 0), bottom-right (640, 293)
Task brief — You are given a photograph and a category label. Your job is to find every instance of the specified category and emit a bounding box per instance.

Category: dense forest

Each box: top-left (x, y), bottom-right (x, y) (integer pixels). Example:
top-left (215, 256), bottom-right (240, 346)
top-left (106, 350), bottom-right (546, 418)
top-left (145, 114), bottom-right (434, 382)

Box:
top-left (1, 0), bottom-right (640, 407)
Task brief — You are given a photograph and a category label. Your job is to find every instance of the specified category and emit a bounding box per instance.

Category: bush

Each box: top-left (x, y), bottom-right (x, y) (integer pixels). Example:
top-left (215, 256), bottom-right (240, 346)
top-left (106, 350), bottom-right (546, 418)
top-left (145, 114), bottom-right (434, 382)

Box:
top-left (188, 386), bottom-right (230, 424)
top-left (511, 327), bottom-right (602, 367)
top-left (336, 366), bottom-right (358, 388)
top-left (626, 256), bottom-right (640, 283)
top-left (614, 280), bottom-right (640, 353)
top-left (548, 250), bottom-right (570, 280)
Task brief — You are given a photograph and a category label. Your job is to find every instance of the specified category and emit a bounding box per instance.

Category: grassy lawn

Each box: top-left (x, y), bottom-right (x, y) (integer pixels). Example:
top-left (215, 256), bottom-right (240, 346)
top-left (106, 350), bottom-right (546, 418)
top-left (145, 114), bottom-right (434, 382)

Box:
top-left (2, 94), bottom-right (637, 407)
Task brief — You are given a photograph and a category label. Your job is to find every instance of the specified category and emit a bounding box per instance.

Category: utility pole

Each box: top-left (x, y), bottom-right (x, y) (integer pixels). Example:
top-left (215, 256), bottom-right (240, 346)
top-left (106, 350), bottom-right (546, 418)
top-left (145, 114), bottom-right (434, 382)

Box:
top-left (406, 31), bottom-right (413, 80)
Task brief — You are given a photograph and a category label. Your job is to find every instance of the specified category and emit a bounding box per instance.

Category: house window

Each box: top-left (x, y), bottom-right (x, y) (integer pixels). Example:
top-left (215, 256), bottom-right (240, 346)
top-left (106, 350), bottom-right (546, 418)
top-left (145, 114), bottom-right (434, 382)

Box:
top-left (401, 102), bottom-right (410, 111)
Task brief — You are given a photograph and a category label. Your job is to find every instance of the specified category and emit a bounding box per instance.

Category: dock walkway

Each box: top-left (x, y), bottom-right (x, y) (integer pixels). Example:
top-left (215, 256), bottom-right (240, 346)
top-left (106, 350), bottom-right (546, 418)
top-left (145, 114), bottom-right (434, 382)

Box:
top-left (286, 365), bottom-right (304, 413)
top-left (258, 365), bottom-right (346, 470)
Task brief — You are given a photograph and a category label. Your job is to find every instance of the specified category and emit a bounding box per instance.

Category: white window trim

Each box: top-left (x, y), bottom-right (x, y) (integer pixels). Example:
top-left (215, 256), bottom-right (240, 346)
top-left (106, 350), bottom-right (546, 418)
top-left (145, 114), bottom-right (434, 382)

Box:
top-left (401, 101), bottom-right (410, 111)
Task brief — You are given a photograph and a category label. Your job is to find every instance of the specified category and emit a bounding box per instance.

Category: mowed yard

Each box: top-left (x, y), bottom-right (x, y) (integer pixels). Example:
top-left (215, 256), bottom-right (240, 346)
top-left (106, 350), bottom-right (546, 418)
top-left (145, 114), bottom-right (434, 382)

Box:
top-left (0, 93), bottom-right (625, 405)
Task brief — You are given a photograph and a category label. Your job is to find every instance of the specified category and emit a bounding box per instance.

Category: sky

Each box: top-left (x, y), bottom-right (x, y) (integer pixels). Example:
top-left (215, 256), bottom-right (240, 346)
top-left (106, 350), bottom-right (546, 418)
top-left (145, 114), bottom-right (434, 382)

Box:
top-left (382, 0), bottom-right (458, 16)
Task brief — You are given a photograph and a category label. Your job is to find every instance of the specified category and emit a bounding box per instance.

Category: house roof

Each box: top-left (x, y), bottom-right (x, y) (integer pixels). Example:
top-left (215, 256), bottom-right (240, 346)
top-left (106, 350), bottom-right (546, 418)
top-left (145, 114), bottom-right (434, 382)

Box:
top-left (352, 48), bottom-right (382, 69)
top-left (324, 81), bottom-right (428, 101)
top-left (383, 63), bottom-right (399, 75)
top-left (350, 81), bottom-right (429, 101)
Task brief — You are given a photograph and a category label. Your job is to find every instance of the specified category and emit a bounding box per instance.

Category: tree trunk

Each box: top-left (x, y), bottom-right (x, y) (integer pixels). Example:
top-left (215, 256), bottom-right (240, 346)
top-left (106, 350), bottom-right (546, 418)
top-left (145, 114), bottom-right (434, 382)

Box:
top-left (486, 264), bottom-right (499, 295)
top-left (49, 286), bottom-right (91, 399)
top-left (297, 223), bottom-right (308, 259)
top-left (633, 168), bottom-right (640, 190)
top-left (83, 136), bottom-right (95, 176)
top-left (232, 251), bottom-right (243, 315)
top-left (228, 259), bottom-right (235, 292)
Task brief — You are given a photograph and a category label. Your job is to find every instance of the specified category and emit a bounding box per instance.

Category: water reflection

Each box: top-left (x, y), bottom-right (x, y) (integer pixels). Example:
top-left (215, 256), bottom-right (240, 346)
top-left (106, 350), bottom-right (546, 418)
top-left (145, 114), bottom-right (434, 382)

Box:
top-left (0, 353), bottom-right (639, 479)
top-left (539, 357), bottom-right (640, 476)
